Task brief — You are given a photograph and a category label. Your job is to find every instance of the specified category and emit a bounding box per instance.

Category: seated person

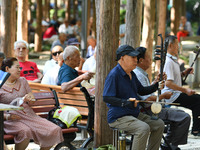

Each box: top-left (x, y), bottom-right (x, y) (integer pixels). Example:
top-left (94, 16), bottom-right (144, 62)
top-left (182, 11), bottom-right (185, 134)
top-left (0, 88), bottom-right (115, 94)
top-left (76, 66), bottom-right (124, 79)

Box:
top-left (59, 18), bottom-right (69, 35)
top-left (43, 45), bottom-right (63, 75)
top-left (0, 57), bottom-right (63, 150)
top-left (103, 45), bottom-right (164, 150)
top-left (51, 32), bottom-right (68, 51)
top-left (0, 52), bottom-right (5, 66)
top-left (67, 38), bottom-right (85, 70)
top-left (14, 40), bottom-right (43, 83)
top-left (41, 52), bottom-right (64, 85)
top-left (43, 24), bottom-right (58, 43)
top-left (86, 36), bottom-right (96, 58)
top-left (162, 35), bottom-right (200, 137)
top-left (82, 48), bottom-right (96, 72)
top-left (58, 46), bottom-right (94, 92)
top-left (134, 47), bottom-right (191, 149)
top-left (177, 16), bottom-right (193, 42)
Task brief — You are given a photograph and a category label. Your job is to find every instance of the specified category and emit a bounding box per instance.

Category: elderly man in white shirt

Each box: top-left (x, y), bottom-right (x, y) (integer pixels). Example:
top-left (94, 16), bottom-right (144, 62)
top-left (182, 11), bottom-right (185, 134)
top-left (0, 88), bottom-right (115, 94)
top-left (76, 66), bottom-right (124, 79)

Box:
top-left (133, 46), bottom-right (191, 149)
top-left (43, 45), bottom-right (63, 75)
top-left (41, 52), bottom-right (64, 85)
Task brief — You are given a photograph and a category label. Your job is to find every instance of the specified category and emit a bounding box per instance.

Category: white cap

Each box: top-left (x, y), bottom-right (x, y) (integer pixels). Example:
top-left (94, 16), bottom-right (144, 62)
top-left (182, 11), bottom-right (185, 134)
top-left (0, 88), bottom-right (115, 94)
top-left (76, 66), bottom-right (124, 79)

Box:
top-left (42, 20), bottom-right (49, 26)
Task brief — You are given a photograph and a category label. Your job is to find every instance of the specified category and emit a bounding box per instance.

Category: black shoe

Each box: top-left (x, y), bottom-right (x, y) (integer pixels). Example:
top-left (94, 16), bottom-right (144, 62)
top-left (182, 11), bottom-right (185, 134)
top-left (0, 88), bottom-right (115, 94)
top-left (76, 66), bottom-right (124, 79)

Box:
top-left (160, 143), bottom-right (181, 150)
top-left (190, 131), bottom-right (200, 139)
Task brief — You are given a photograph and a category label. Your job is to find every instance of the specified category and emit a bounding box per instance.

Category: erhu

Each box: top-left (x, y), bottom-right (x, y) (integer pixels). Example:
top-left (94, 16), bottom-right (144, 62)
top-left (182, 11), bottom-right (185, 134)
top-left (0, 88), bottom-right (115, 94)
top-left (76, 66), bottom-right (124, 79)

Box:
top-left (151, 34), bottom-right (168, 118)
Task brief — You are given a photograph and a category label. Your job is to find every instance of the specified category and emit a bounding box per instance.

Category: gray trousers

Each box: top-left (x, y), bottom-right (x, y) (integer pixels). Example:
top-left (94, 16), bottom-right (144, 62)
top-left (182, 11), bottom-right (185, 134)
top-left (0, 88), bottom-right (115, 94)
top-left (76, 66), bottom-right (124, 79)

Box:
top-left (157, 108), bottom-right (191, 145)
top-left (109, 113), bottom-right (164, 150)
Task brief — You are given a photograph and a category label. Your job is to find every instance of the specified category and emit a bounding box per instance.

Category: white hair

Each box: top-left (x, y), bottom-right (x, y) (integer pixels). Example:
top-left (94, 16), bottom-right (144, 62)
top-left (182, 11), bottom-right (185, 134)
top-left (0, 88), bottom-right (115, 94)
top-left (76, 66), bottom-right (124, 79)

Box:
top-left (14, 40), bottom-right (29, 50)
top-left (63, 46), bottom-right (80, 61)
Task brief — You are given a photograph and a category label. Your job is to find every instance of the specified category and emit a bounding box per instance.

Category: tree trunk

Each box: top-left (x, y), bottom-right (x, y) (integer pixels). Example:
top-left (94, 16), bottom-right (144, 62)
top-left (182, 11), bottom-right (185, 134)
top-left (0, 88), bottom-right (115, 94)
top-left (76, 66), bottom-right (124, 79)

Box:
top-left (141, 0), bottom-right (156, 82)
top-left (17, 0), bottom-right (28, 42)
top-left (66, 0), bottom-right (71, 21)
top-left (170, 0), bottom-right (181, 36)
top-left (92, 0), bottom-right (96, 38)
top-left (54, 0), bottom-right (58, 21)
top-left (87, 0), bottom-right (91, 37)
top-left (34, 0), bottom-right (42, 52)
top-left (43, 0), bottom-right (50, 21)
top-left (0, 0), bottom-right (16, 57)
top-left (73, 0), bottom-right (78, 19)
top-left (155, 0), bottom-right (167, 73)
top-left (94, 0), bottom-right (120, 147)
top-left (125, 0), bottom-right (143, 48)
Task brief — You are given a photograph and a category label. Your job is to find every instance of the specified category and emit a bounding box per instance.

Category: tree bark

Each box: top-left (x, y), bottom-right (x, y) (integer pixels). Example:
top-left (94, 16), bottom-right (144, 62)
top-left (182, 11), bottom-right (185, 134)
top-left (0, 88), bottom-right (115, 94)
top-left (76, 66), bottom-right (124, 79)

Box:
top-left (155, 0), bottom-right (167, 73)
top-left (141, 0), bottom-right (156, 82)
top-left (87, 0), bottom-right (91, 37)
top-left (170, 0), bottom-right (181, 36)
top-left (92, 0), bottom-right (96, 38)
top-left (43, 0), bottom-right (50, 21)
top-left (125, 0), bottom-right (143, 48)
top-left (66, 0), bottom-right (71, 21)
top-left (17, 0), bottom-right (28, 42)
top-left (54, 0), bottom-right (58, 21)
top-left (0, 0), bottom-right (16, 57)
top-left (73, 0), bottom-right (78, 19)
top-left (34, 0), bottom-right (42, 52)
top-left (94, 0), bottom-right (120, 147)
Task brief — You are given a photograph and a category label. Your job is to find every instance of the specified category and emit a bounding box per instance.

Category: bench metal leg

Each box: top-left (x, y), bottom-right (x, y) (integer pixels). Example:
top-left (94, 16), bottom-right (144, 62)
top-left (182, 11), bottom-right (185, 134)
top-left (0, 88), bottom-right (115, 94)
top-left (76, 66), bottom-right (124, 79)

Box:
top-left (81, 129), bottom-right (88, 139)
top-left (81, 136), bottom-right (93, 148)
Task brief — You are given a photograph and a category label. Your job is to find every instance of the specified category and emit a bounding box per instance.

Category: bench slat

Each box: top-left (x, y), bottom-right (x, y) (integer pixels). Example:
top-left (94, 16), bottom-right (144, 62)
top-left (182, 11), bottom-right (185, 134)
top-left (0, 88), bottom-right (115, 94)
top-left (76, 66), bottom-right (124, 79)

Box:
top-left (32, 106), bottom-right (55, 113)
top-left (59, 99), bottom-right (87, 106)
top-left (57, 93), bottom-right (85, 100)
top-left (180, 36), bottom-right (200, 41)
top-left (32, 99), bottom-right (56, 106)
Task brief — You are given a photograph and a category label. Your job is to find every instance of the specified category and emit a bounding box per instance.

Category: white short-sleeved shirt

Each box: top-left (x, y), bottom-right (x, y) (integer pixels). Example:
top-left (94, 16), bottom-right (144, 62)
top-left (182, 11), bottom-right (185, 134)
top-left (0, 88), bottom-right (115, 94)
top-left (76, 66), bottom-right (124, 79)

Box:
top-left (162, 54), bottom-right (182, 103)
top-left (119, 24), bottom-right (126, 45)
top-left (41, 65), bottom-right (60, 85)
top-left (82, 56), bottom-right (96, 72)
top-left (43, 59), bottom-right (57, 75)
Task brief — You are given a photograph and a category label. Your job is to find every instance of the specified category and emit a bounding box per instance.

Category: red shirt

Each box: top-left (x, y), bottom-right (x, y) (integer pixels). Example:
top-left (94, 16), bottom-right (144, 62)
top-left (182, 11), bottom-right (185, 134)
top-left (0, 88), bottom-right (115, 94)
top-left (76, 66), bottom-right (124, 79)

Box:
top-left (43, 26), bottom-right (57, 39)
top-left (19, 61), bottom-right (40, 81)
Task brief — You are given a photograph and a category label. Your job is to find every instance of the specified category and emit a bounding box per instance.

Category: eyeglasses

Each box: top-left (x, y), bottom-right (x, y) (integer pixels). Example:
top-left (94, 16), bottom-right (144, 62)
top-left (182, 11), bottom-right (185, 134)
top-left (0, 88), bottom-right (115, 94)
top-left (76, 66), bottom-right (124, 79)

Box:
top-left (16, 47), bottom-right (27, 51)
top-left (52, 51), bottom-right (62, 56)
top-left (23, 70), bottom-right (34, 74)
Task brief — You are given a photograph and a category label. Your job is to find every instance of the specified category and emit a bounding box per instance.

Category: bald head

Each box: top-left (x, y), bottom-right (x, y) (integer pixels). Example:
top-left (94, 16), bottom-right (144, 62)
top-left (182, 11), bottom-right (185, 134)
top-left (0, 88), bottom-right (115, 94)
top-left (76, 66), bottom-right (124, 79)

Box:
top-left (51, 45), bottom-right (63, 61)
top-left (52, 45), bottom-right (63, 53)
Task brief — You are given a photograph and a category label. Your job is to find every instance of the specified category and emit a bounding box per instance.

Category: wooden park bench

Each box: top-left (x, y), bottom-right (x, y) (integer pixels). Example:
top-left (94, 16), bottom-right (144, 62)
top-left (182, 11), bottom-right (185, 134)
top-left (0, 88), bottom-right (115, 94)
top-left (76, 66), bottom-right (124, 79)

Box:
top-left (28, 82), bottom-right (94, 148)
top-left (4, 90), bottom-right (79, 150)
top-left (180, 35), bottom-right (200, 53)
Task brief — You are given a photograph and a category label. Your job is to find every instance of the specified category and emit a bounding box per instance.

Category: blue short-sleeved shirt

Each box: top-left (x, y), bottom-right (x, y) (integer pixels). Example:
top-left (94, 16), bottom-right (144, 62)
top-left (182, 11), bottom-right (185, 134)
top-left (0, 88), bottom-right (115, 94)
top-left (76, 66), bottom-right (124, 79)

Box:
top-left (57, 63), bottom-right (81, 86)
top-left (103, 64), bottom-right (142, 123)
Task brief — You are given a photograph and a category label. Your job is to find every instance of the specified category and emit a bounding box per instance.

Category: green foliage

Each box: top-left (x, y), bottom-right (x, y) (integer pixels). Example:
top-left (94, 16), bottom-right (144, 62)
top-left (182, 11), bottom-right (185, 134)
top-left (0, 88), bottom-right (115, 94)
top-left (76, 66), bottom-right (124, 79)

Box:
top-left (120, 9), bottom-right (126, 24)
top-left (186, 0), bottom-right (200, 23)
top-left (50, 9), bottom-right (66, 20)
top-left (179, 54), bottom-right (189, 64)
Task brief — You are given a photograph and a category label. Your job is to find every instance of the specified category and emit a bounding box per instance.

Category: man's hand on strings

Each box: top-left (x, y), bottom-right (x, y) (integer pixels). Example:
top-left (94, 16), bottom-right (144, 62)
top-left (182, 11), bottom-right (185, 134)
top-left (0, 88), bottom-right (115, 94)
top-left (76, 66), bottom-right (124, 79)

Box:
top-left (182, 67), bottom-right (194, 76)
top-left (152, 72), bottom-right (167, 85)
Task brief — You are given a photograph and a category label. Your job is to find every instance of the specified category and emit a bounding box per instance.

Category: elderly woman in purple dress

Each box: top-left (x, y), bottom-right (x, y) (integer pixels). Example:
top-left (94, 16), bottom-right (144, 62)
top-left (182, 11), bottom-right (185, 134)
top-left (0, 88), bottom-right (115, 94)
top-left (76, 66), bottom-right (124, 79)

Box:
top-left (0, 57), bottom-right (63, 150)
